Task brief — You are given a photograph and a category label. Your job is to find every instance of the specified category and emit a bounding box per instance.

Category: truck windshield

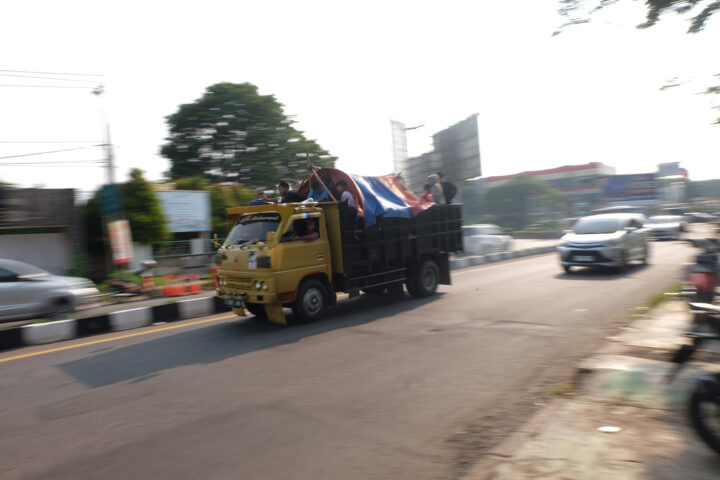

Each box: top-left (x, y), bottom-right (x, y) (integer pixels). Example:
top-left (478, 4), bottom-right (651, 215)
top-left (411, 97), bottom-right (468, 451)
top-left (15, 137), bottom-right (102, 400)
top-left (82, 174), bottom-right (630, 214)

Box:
top-left (225, 213), bottom-right (281, 246)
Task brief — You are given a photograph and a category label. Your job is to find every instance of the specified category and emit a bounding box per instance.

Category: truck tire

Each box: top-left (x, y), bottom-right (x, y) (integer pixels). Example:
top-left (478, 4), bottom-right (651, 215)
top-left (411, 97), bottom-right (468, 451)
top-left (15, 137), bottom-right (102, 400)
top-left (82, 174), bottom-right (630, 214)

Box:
top-left (407, 260), bottom-right (439, 298)
top-left (244, 302), bottom-right (267, 318)
top-left (292, 278), bottom-right (328, 323)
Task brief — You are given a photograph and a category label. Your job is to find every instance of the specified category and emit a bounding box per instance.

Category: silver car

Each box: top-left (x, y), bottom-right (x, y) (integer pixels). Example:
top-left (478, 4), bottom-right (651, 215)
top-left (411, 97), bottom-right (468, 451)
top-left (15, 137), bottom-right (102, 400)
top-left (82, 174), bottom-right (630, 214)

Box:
top-left (644, 215), bottom-right (684, 240)
top-left (557, 213), bottom-right (649, 273)
top-left (462, 224), bottom-right (514, 256)
top-left (0, 259), bottom-right (100, 322)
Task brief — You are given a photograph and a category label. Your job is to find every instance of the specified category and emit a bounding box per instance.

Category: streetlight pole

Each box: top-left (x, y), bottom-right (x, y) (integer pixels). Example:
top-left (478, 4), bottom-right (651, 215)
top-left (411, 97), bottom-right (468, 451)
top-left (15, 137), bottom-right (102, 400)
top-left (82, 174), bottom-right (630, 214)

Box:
top-left (92, 84), bottom-right (116, 185)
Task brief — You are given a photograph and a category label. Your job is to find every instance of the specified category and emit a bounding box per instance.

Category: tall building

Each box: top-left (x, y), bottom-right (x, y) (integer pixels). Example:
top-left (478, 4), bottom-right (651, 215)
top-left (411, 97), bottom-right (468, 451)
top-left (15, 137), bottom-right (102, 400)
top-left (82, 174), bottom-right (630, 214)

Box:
top-left (402, 114), bottom-right (481, 194)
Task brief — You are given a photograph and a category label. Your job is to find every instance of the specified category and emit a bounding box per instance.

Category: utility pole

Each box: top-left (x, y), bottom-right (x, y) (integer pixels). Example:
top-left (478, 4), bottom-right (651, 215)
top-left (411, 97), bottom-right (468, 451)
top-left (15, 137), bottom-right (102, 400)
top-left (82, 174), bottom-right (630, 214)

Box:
top-left (103, 123), bottom-right (116, 184)
top-left (92, 84), bottom-right (115, 185)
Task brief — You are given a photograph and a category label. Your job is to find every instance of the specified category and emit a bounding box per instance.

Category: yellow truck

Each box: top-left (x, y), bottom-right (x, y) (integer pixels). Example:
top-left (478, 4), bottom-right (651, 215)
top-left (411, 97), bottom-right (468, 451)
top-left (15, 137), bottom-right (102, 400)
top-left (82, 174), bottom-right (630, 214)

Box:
top-left (215, 200), bottom-right (462, 324)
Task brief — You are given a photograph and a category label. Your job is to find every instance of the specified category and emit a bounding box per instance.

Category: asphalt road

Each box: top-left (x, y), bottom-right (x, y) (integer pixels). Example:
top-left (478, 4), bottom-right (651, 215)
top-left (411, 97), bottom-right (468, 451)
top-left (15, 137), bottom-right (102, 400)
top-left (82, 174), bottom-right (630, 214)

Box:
top-left (0, 236), bottom-right (701, 480)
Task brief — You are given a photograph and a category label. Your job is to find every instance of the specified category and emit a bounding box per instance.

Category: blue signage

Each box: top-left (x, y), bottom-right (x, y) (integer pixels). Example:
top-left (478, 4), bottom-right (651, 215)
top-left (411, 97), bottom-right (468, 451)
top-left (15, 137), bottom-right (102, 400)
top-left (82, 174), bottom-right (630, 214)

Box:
top-left (604, 174), bottom-right (657, 202)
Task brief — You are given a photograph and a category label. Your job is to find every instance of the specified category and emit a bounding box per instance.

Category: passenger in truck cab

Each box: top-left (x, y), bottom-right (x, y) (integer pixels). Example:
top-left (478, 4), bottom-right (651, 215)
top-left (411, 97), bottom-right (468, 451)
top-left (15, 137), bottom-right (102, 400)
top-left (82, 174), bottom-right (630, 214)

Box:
top-left (294, 219), bottom-right (320, 242)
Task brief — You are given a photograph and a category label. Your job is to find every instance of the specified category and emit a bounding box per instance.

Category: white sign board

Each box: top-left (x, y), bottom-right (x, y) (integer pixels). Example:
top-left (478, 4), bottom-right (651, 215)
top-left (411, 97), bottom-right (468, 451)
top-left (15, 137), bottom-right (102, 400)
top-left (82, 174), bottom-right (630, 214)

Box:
top-left (157, 190), bottom-right (212, 233)
top-left (108, 219), bottom-right (134, 265)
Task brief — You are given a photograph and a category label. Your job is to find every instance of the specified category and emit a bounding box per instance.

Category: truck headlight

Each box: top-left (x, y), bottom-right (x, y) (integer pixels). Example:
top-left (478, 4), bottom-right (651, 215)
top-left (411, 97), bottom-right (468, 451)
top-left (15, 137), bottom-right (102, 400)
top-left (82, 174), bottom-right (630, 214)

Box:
top-left (254, 281), bottom-right (262, 290)
top-left (261, 282), bottom-right (269, 291)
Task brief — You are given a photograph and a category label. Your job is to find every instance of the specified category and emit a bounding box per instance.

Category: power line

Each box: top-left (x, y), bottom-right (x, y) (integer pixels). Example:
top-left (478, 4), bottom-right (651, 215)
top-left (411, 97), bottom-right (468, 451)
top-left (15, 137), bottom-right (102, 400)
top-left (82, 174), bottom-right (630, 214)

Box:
top-left (0, 84), bottom-right (94, 89)
top-left (2, 160), bottom-right (106, 166)
top-left (0, 73), bottom-right (99, 83)
top-left (0, 69), bottom-right (102, 77)
top-left (0, 140), bottom-right (102, 144)
top-left (0, 145), bottom-right (103, 160)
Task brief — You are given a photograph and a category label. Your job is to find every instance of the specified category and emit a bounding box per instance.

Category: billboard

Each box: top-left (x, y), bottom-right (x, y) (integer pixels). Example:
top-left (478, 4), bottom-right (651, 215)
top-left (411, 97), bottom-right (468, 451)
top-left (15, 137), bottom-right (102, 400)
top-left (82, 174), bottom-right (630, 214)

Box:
top-left (604, 174), bottom-right (657, 202)
top-left (108, 219), bottom-right (133, 265)
top-left (391, 120), bottom-right (409, 175)
top-left (431, 114), bottom-right (481, 182)
top-left (156, 190), bottom-right (212, 233)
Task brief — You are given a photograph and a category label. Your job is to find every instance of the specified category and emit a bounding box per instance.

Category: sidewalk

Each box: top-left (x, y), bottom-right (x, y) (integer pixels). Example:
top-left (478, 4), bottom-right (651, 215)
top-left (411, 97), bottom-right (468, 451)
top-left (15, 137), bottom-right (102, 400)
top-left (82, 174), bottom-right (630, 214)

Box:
top-left (466, 300), bottom-right (720, 480)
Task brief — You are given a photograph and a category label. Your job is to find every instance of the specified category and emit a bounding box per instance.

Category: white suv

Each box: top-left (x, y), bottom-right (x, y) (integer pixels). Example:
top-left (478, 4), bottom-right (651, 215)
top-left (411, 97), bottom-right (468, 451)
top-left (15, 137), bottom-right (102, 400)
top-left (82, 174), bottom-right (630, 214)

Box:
top-left (557, 213), bottom-right (649, 273)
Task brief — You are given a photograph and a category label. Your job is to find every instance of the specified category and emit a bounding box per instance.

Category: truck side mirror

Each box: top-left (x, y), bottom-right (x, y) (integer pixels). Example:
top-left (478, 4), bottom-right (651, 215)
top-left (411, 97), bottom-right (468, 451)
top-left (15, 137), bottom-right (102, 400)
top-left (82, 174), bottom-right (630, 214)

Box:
top-left (212, 233), bottom-right (221, 249)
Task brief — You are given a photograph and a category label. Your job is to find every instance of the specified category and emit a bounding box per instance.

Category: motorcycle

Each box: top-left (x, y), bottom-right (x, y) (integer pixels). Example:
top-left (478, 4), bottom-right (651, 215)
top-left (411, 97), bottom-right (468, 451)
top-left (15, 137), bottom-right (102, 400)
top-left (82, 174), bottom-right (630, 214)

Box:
top-left (681, 238), bottom-right (720, 304)
top-left (668, 312), bottom-right (720, 455)
top-left (106, 260), bottom-right (158, 299)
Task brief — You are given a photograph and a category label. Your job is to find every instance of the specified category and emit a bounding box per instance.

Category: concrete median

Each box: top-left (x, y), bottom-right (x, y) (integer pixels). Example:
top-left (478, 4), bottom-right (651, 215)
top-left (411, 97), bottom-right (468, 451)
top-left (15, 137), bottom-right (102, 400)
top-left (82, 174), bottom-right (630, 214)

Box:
top-left (21, 319), bottom-right (76, 345)
top-left (178, 296), bottom-right (217, 320)
top-left (109, 308), bottom-right (153, 331)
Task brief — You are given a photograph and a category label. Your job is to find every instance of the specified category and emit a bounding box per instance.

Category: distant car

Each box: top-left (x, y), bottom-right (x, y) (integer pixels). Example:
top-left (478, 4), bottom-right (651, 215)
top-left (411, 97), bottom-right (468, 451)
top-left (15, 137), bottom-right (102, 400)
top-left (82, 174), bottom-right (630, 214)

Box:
top-left (686, 212), bottom-right (717, 223)
top-left (644, 215), bottom-right (685, 240)
top-left (557, 213), bottom-right (649, 273)
top-left (0, 259), bottom-right (99, 322)
top-left (462, 224), bottom-right (513, 255)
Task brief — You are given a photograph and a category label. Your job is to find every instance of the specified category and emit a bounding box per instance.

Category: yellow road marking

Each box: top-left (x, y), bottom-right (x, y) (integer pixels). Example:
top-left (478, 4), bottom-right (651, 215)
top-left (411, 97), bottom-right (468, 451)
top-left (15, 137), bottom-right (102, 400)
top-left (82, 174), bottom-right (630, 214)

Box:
top-left (0, 313), bottom-right (235, 364)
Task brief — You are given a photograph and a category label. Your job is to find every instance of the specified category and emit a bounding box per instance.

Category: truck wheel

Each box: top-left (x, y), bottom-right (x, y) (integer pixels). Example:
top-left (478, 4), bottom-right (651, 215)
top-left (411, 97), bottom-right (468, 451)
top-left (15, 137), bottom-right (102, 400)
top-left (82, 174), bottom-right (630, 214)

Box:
top-left (292, 279), bottom-right (328, 323)
top-left (244, 302), bottom-right (266, 318)
top-left (408, 260), bottom-right (439, 298)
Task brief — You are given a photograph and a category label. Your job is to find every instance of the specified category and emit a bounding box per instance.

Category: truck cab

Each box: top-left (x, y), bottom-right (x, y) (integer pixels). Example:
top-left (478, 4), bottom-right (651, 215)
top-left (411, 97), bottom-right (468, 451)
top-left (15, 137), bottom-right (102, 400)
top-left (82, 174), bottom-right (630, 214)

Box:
top-left (216, 203), bottom-right (336, 324)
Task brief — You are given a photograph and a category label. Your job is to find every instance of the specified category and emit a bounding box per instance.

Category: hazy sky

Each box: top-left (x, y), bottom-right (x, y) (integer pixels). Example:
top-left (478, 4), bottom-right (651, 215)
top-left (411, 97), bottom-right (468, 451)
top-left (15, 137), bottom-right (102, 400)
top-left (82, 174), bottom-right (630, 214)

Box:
top-left (1, 0), bottom-right (718, 197)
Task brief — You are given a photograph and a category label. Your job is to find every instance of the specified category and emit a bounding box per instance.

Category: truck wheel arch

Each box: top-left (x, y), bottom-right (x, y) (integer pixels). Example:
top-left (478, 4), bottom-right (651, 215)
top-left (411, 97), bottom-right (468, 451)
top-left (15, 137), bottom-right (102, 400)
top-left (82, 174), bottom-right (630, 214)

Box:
top-left (291, 277), bottom-right (329, 323)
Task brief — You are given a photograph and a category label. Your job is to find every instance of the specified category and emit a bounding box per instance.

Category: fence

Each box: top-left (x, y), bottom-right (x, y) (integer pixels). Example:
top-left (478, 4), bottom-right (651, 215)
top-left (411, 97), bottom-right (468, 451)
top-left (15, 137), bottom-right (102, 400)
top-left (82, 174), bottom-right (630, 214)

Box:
top-left (152, 238), bottom-right (223, 259)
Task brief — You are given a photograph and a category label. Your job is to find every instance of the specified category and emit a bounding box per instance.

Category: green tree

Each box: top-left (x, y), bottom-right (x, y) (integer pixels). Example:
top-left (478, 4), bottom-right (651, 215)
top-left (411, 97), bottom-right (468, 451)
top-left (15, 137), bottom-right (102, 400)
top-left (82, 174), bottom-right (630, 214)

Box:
top-left (556, 1), bottom-right (719, 122)
top-left (557, 0), bottom-right (718, 34)
top-left (161, 82), bottom-right (337, 190)
top-left (486, 176), bottom-right (570, 229)
top-left (175, 176), bottom-right (211, 191)
top-left (688, 179), bottom-right (720, 200)
top-left (120, 169), bottom-right (170, 245)
top-left (83, 194), bottom-right (105, 255)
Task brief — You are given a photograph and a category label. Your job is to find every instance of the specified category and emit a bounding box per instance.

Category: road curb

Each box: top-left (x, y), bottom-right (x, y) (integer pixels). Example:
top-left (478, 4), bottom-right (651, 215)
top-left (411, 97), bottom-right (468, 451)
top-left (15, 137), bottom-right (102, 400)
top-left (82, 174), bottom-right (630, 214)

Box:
top-left (21, 319), bottom-right (76, 345)
top-left (0, 296), bottom-right (232, 353)
top-left (109, 308), bottom-right (153, 331)
top-left (462, 398), bottom-right (567, 480)
top-left (450, 245), bottom-right (555, 270)
top-left (472, 300), bottom-right (699, 479)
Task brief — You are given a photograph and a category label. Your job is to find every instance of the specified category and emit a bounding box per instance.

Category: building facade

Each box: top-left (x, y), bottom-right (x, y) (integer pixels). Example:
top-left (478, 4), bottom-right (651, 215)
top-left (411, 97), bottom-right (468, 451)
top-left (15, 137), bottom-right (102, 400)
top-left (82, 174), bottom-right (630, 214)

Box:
top-left (403, 114), bottom-right (481, 195)
top-left (482, 162), bottom-right (617, 214)
top-left (0, 188), bottom-right (81, 274)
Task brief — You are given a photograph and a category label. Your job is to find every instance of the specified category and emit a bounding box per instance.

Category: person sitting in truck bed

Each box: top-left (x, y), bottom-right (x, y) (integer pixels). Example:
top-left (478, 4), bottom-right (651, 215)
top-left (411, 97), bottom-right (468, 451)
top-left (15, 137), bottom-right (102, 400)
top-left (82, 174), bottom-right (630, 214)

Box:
top-left (262, 181), bottom-right (306, 204)
top-left (305, 180), bottom-right (330, 202)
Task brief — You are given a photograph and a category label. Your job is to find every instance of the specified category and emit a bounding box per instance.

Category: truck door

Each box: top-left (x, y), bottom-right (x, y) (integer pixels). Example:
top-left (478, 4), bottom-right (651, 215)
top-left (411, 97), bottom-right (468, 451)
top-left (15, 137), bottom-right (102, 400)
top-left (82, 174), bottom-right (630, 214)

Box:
top-left (275, 215), bottom-right (331, 292)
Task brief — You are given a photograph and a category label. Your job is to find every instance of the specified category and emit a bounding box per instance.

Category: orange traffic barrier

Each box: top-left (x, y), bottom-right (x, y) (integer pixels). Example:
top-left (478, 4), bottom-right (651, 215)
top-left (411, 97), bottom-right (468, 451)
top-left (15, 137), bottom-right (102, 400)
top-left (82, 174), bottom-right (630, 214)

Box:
top-left (162, 284), bottom-right (187, 296)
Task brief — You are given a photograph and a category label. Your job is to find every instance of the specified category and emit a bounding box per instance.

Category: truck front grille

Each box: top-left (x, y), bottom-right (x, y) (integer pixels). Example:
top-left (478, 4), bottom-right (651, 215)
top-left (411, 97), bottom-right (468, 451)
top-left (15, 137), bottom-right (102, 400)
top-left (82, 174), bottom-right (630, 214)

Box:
top-left (227, 277), bottom-right (253, 289)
